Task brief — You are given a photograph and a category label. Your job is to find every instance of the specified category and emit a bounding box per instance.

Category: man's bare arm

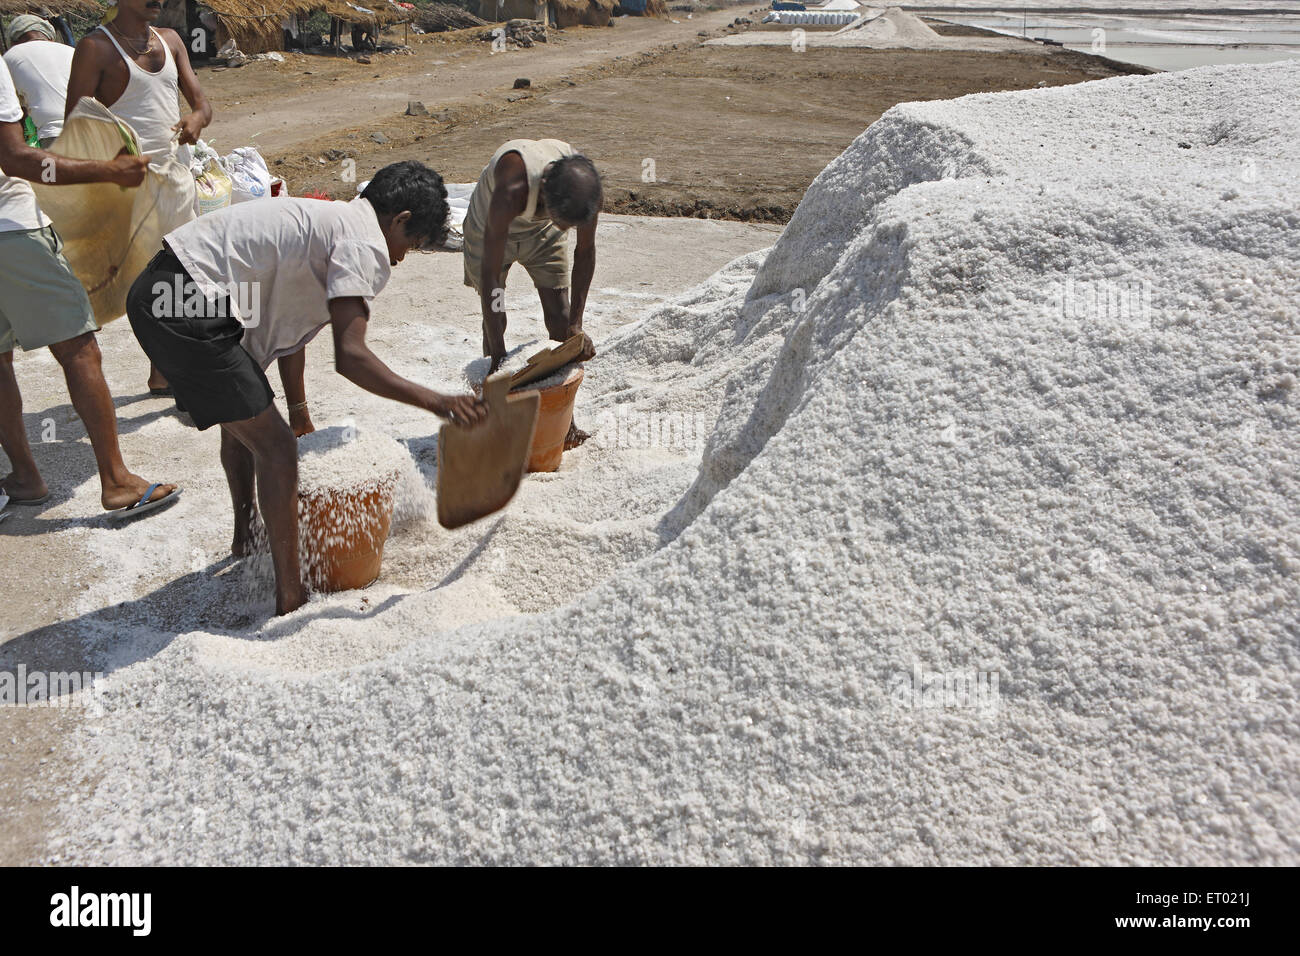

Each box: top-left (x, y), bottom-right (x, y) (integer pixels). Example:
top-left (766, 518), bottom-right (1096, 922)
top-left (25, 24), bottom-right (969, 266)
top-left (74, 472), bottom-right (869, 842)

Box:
top-left (569, 215), bottom-right (598, 335)
top-left (64, 36), bottom-right (106, 120)
top-left (0, 119), bottom-right (147, 186)
top-left (330, 297), bottom-right (487, 424)
top-left (479, 151), bottom-right (530, 372)
top-left (165, 29), bottom-right (212, 145)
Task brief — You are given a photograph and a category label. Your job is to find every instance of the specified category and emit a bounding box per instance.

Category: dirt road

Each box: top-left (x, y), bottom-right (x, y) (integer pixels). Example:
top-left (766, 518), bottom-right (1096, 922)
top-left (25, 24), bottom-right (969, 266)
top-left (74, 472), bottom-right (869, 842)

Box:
top-left (204, 8), bottom-right (767, 155)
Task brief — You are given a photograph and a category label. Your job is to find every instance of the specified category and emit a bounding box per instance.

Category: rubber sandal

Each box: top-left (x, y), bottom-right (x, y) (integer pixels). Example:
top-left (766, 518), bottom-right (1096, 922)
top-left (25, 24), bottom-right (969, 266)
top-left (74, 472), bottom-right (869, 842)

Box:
top-left (107, 483), bottom-right (181, 523)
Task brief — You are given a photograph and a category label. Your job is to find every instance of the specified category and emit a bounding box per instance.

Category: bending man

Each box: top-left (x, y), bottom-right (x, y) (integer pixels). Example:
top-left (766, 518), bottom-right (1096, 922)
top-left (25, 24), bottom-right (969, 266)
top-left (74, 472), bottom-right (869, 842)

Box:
top-left (126, 161), bottom-right (485, 616)
top-left (462, 139), bottom-right (600, 446)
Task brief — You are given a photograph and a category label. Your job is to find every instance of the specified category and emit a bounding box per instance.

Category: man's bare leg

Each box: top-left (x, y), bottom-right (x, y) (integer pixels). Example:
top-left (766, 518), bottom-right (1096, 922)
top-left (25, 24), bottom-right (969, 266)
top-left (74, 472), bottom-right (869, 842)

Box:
top-left (0, 349), bottom-right (48, 501)
top-left (221, 407), bottom-right (306, 615)
top-left (220, 428), bottom-right (258, 557)
top-left (538, 286), bottom-right (589, 449)
top-left (49, 332), bottom-right (176, 510)
top-left (147, 362), bottom-right (169, 393)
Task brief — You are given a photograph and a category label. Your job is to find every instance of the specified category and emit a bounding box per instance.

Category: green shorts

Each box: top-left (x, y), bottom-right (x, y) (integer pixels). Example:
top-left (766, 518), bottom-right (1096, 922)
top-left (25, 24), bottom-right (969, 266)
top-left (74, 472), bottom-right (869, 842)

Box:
top-left (0, 225), bottom-right (97, 353)
top-left (462, 218), bottom-right (571, 292)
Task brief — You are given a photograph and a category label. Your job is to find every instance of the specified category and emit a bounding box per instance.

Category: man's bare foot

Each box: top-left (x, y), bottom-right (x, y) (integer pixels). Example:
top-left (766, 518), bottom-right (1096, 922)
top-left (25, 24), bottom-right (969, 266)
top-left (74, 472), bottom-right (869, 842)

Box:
top-left (288, 404), bottom-right (315, 438)
top-left (0, 472), bottom-right (49, 503)
top-left (147, 364), bottom-right (170, 394)
top-left (231, 514), bottom-right (261, 557)
top-left (101, 475), bottom-right (177, 512)
top-left (564, 421), bottom-right (590, 451)
top-left (275, 586), bottom-right (309, 616)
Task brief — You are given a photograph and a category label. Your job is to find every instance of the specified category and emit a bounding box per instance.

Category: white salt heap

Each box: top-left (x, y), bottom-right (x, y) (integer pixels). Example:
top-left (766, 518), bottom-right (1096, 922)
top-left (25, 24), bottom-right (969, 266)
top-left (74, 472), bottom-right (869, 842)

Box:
top-left (52, 62), bottom-right (1300, 864)
top-left (296, 426), bottom-right (412, 496)
top-left (837, 7), bottom-right (941, 44)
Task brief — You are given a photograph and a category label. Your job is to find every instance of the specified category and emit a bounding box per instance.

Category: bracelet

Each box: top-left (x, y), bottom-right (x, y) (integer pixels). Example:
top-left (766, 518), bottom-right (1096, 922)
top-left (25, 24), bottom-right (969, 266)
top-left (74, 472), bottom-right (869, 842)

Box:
top-left (288, 401), bottom-right (309, 412)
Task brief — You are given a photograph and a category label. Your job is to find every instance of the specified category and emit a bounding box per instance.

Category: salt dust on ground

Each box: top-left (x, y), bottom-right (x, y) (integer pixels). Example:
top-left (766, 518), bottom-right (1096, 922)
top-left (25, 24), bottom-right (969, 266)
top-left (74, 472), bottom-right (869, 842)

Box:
top-left (28, 61), bottom-right (1300, 864)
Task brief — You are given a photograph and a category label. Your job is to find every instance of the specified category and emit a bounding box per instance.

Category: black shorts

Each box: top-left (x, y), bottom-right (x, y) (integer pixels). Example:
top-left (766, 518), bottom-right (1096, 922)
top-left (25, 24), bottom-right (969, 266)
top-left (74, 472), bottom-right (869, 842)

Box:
top-left (126, 247), bottom-right (274, 431)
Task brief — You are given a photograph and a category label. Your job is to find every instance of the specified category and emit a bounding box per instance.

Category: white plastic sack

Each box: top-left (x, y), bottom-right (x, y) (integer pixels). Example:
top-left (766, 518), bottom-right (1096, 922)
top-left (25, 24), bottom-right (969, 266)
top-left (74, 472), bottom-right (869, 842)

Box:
top-left (33, 97), bottom-right (197, 326)
top-left (442, 182), bottom-right (473, 248)
top-left (221, 146), bottom-right (272, 203)
top-left (357, 178), bottom-right (473, 248)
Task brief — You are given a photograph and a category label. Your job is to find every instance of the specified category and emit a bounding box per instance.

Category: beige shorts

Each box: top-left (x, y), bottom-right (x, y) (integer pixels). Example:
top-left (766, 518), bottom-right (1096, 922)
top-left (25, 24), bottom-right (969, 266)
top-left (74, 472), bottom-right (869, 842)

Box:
top-left (0, 225), bottom-right (98, 353)
top-left (463, 220), bottom-right (571, 292)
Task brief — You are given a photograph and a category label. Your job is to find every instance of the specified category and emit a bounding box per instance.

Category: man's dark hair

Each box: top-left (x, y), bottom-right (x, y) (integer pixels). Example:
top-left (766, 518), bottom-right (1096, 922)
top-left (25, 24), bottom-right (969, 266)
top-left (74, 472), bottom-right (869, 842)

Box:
top-left (361, 160), bottom-right (450, 247)
top-left (541, 154), bottom-right (602, 226)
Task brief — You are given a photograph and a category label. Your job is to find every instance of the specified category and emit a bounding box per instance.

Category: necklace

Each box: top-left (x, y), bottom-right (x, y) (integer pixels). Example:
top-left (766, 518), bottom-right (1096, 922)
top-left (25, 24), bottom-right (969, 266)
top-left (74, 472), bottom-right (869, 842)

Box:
top-left (109, 23), bottom-right (153, 58)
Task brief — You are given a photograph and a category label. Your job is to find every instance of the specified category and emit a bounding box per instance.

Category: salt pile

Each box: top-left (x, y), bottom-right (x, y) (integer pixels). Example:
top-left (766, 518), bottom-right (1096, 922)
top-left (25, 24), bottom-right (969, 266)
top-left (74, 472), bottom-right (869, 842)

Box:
top-left (464, 350), bottom-right (584, 393)
top-left (294, 427), bottom-right (416, 591)
top-left (835, 7), bottom-right (941, 43)
top-left (296, 424), bottom-right (436, 529)
top-left (52, 62), bottom-right (1300, 864)
top-left (297, 426), bottom-right (412, 497)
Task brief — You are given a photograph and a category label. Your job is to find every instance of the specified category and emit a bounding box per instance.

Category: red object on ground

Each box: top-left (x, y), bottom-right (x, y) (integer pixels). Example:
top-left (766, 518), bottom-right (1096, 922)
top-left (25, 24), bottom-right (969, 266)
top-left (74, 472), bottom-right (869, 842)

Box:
top-left (298, 480), bottom-right (396, 592)
top-left (525, 366), bottom-right (584, 473)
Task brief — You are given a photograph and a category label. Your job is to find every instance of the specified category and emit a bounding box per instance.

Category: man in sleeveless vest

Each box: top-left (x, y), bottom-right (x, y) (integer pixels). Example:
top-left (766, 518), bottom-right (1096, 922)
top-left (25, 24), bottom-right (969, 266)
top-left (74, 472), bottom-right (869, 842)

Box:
top-left (65, 0), bottom-right (212, 396)
top-left (462, 139), bottom-right (601, 447)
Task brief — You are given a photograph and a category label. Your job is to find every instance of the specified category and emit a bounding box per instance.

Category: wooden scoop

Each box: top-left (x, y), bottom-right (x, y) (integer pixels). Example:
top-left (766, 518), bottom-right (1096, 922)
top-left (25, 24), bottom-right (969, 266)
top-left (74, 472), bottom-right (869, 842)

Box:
top-left (509, 333), bottom-right (588, 391)
top-left (436, 372), bottom-right (540, 529)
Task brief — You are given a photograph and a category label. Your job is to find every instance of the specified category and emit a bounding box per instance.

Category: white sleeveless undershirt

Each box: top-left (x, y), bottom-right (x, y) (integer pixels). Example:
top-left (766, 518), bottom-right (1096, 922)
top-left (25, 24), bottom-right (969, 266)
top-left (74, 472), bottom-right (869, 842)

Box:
top-left (96, 25), bottom-right (181, 157)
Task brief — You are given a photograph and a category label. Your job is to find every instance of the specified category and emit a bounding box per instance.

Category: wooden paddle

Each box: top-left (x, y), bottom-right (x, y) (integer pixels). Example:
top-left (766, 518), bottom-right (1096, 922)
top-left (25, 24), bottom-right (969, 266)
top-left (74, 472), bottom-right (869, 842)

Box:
top-left (436, 372), bottom-right (540, 529)
top-left (509, 333), bottom-right (588, 391)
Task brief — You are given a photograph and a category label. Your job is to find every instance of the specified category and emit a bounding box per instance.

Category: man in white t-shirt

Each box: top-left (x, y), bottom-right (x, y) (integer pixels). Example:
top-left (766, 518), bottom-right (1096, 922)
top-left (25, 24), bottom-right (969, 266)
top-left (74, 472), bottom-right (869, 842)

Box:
top-left (125, 160), bottom-right (487, 616)
top-left (2, 16), bottom-right (74, 148)
top-left (0, 57), bottom-right (177, 519)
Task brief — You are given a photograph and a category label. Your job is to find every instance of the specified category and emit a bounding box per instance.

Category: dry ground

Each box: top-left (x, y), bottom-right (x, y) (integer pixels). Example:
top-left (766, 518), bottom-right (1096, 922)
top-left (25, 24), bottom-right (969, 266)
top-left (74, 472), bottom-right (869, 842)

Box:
top-left (199, 13), bottom-right (1144, 221)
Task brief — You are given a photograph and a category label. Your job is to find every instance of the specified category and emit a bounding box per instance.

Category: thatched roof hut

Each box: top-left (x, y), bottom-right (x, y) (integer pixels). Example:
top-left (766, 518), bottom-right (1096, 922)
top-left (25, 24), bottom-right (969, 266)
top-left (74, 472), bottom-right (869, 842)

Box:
top-left (193, 0), bottom-right (303, 54)
top-left (475, 0), bottom-right (614, 28)
top-left (550, 0), bottom-right (613, 28)
top-left (198, 0), bottom-right (410, 54)
top-left (0, 0), bottom-right (102, 52)
top-left (475, 0), bottom-right (543, 22)
top-left (0, 0), bottom-right (103, 19)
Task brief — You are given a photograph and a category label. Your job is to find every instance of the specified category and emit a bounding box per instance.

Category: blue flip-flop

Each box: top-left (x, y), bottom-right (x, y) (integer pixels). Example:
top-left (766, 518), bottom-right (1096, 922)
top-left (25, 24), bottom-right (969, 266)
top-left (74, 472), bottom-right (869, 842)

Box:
top-left (107, 484), bottom-right (181, 524)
